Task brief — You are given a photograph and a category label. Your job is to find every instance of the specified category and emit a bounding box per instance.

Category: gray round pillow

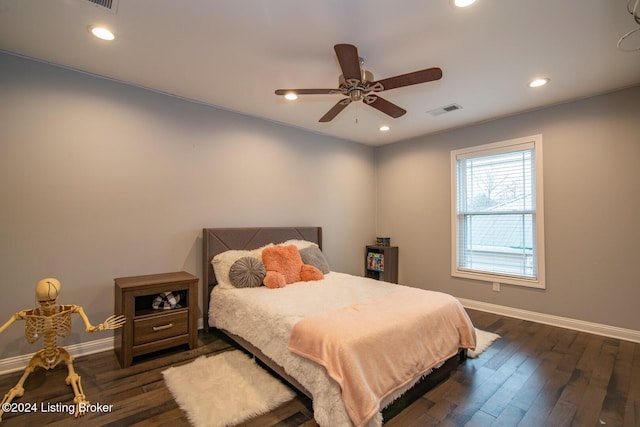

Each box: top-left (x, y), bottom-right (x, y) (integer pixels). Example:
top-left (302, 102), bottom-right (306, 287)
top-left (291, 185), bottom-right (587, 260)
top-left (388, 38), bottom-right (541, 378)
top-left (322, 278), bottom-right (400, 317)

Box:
top-left (229, 256), bottom-right (266, 288)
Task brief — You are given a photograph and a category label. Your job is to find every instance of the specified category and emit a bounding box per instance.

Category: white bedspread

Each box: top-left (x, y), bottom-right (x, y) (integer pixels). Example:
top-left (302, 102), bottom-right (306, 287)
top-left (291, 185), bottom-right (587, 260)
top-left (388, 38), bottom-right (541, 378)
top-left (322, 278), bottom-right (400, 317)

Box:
top-left (208, 272), bottom-right (471, 427)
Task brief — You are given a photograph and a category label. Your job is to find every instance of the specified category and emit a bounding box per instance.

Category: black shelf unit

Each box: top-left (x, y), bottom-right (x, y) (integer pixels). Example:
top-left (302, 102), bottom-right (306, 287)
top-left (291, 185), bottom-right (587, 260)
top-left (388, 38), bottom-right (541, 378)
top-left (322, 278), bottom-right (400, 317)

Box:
top-left (365, 245), bottom-right (398, 283)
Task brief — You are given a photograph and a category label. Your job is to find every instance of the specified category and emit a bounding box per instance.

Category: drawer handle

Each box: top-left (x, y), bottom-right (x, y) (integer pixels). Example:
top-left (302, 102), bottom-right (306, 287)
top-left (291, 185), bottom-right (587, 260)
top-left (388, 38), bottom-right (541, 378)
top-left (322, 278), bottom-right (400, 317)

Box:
top-left (152, 323), bottom-right (174, 332)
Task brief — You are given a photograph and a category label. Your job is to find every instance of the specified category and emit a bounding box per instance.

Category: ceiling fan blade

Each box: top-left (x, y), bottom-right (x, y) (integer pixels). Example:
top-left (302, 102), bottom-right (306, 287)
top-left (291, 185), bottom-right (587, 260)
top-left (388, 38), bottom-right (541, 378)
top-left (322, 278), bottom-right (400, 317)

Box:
top-left (373, 67), bottom-right (443, 91)
top-left (319, 99), bottom-right (351, 122)
top-left (334, 44), bottom-right (361, 82)
top-left (275, 88), bottom-right (338, 95)
top-left (365, 95), bottom-right (406, 118)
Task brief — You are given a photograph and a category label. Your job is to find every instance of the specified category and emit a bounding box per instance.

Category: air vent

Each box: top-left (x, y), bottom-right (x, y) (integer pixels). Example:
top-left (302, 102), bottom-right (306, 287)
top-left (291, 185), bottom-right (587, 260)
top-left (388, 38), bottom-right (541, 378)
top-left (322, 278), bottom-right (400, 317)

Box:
top-left (427, 103), bottom-right (463, 116)
top-left (81, 0), bottom-right (119, 13)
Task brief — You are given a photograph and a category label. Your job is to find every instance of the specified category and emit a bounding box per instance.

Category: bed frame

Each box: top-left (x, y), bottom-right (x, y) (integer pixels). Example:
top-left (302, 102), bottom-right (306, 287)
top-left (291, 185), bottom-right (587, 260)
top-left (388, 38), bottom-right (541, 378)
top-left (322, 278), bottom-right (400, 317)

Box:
top-left (201, 226), bottom-right (466, 417)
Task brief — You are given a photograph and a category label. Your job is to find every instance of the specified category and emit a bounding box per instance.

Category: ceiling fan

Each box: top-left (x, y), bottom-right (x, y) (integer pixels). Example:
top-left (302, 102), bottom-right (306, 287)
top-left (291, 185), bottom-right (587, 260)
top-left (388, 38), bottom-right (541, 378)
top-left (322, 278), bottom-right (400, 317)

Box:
top-left (275, 43), bottom-right (443, 122)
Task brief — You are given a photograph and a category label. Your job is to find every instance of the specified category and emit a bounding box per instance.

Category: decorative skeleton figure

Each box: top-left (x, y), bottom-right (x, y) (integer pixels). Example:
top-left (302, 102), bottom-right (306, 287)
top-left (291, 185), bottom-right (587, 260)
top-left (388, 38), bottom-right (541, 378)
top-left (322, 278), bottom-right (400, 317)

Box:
top-left (0, 278), bottom-right (126, 421)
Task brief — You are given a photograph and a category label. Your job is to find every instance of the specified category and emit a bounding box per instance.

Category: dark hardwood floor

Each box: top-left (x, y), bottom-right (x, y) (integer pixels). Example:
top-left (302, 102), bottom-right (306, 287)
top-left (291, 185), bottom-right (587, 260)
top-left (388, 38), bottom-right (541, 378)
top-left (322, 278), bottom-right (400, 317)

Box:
top-left (0, 309), bottom-right (638, 426)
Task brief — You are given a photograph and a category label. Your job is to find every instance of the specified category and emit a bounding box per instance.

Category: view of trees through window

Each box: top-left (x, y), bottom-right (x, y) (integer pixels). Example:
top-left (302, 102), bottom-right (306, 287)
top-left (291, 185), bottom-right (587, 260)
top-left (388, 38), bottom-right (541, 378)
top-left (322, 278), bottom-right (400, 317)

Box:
top-left (462, 150), bottom-right (533, 212)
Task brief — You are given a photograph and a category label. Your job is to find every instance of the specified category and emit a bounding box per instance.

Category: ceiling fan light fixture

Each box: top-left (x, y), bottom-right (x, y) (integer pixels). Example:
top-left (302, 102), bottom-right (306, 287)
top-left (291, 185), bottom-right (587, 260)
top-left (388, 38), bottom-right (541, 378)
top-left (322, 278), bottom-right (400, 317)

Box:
top-left (89, 25), bottom-right (115, 41)
top-left (529, 77), bottom-right (550, 88)
top-left (284, 93), bottom-right (298, 100)
top-left (349, 89), bottom-right (364, 101)
top-left (274, 43), bottom-right (443, 123)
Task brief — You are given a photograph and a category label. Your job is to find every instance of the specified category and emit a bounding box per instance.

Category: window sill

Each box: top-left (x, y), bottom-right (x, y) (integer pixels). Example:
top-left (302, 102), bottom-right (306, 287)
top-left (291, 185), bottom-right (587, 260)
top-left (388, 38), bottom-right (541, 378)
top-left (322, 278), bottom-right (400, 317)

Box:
top-left (452, 269), bottom-right (545, 289)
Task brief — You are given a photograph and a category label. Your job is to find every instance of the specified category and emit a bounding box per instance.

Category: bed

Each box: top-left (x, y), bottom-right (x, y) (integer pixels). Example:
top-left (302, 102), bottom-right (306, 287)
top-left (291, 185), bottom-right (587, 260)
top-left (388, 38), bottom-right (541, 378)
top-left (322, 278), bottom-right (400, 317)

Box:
top-left (202, 226), bottom-right (475, 427)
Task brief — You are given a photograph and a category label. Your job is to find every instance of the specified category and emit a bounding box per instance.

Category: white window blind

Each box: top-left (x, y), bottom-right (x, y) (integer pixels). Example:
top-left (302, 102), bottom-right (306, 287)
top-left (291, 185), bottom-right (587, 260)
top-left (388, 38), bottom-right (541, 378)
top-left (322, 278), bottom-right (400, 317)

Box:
top-left (451, 135), bottom-right (545, 288)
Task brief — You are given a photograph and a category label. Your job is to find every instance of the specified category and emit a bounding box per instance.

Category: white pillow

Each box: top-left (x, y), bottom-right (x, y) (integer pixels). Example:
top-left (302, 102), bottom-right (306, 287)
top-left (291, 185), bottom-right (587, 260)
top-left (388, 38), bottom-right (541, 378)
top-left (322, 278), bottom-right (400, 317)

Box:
top-left (280, 239), bottom-right (318, 250)
top-left (212, 244), bottom-right (272, 289)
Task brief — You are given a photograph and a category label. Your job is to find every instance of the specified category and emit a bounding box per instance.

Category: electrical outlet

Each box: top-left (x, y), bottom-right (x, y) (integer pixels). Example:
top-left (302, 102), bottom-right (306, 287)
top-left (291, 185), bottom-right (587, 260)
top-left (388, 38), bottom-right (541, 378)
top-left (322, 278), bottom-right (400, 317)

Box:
top-left (492, 282), bottom-right (500, 292)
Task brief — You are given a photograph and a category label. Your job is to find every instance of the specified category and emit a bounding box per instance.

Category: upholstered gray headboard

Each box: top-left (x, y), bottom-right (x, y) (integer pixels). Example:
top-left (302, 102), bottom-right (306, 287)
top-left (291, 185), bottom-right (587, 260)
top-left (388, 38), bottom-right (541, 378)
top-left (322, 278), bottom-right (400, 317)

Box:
top-left (201, 226), bottom-right (322, 331)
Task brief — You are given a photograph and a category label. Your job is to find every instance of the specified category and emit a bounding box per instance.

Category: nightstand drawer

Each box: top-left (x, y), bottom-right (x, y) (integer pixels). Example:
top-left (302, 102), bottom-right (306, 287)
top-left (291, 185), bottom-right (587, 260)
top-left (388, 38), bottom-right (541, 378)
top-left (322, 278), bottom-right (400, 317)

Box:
top-left (133, 310), bottom-right (188, 345)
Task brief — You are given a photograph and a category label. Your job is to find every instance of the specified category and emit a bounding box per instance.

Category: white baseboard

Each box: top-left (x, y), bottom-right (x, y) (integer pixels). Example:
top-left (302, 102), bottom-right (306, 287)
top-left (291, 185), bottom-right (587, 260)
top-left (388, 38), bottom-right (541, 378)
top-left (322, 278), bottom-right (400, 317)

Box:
top-left (0, 337), bottom-right (114, 376)
top-left (459, 298), bottom-right (640, 344)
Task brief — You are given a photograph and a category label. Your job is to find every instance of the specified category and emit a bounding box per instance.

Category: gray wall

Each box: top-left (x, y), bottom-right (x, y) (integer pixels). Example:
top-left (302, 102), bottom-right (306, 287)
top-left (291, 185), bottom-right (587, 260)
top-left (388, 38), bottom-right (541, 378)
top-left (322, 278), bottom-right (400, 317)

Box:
top-left (2, 51), bottom-right (637, 361)
top-left (0, 53), bottom-right (376, 358)
top-left (376, 85), bottom-right (640, 331)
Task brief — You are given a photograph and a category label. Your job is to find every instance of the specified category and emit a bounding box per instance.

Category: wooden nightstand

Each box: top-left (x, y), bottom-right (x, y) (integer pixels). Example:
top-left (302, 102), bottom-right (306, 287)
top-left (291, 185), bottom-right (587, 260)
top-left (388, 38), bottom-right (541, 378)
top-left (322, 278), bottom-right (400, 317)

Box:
top-left (114, 271), bottom-right (198, 368)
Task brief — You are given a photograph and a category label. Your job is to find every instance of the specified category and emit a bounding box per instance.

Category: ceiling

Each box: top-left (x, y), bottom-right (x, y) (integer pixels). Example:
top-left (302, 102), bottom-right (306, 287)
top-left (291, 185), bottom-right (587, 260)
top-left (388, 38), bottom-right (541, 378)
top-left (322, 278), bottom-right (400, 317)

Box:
top-left (1, 0), bottom-right (639, 146)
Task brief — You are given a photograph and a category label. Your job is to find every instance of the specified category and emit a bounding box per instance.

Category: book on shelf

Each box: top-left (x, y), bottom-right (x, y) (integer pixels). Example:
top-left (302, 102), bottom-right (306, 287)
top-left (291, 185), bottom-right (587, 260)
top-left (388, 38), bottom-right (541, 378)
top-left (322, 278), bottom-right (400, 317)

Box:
top-left (367, 252), bottom-right (384, 272)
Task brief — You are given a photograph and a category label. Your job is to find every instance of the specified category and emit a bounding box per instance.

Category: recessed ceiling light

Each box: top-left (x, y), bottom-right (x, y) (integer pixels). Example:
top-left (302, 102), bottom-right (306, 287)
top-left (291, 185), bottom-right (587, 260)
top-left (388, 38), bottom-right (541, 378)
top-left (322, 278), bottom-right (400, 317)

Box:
top-left (89, 26), bottom-right (115, 41)
top-left (451, 0), bottom-right (477, 8)
top-left (528, 77), bottom-right (550, 88)
top-left (379, 125), bottom-right (390, 132)
top-left (284, 93), bottom-right (298, 101)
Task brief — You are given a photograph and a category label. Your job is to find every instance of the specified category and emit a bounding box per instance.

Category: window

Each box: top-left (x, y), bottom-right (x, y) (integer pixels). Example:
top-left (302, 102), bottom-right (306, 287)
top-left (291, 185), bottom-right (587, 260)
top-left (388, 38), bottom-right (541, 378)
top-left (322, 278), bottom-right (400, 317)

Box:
top-left (451, 135), bottom-right (545, 288)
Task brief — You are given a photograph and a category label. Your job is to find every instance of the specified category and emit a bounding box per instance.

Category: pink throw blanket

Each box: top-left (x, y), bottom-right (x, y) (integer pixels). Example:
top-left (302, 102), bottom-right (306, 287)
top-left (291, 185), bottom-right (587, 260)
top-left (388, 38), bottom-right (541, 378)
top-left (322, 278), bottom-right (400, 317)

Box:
top-left (288, 286), bottom-right (476, 427)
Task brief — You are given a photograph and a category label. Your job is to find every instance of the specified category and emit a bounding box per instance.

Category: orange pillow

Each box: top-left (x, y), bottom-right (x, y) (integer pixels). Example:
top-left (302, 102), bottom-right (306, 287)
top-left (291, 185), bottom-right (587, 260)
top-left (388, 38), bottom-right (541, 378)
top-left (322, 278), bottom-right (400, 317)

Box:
top-left (262, 245), bottom-right (323, 288)
top-left (300, 264), bottom-right (324, 281)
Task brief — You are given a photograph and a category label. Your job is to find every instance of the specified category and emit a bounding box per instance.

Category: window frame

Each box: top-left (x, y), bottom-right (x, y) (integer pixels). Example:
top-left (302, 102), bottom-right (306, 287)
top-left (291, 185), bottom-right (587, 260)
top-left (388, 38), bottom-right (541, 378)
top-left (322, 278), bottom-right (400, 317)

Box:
top-left (450, 134), bottom-right (546, 289)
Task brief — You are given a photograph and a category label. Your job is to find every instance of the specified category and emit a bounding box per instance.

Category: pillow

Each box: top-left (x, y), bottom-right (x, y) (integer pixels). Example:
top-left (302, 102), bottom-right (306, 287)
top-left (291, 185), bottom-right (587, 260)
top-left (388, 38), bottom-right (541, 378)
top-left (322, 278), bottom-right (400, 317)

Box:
top-left (262, 245), bottom-right (304, 288)
top-left (299, 245), bottom-right (330, 274)
top-left (281, 239), bottom-right (318, 250)
top-left (212, 244), bottom-right (272, 288)
top-left (300, 264), bottom-right (324, 281)
top-left (261, 244), bottom-right (324, 288)
top-left (229, 257), bottom-right (266, 288)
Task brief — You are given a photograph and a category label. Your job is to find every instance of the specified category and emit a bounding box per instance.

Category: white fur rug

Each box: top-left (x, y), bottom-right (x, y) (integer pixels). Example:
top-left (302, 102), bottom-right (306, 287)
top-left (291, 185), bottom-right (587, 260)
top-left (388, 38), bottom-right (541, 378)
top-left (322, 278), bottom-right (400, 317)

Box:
top-left (468, 328), bottom-right (500, 358)
top-left (162, 350), bottom-right (296, 427)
